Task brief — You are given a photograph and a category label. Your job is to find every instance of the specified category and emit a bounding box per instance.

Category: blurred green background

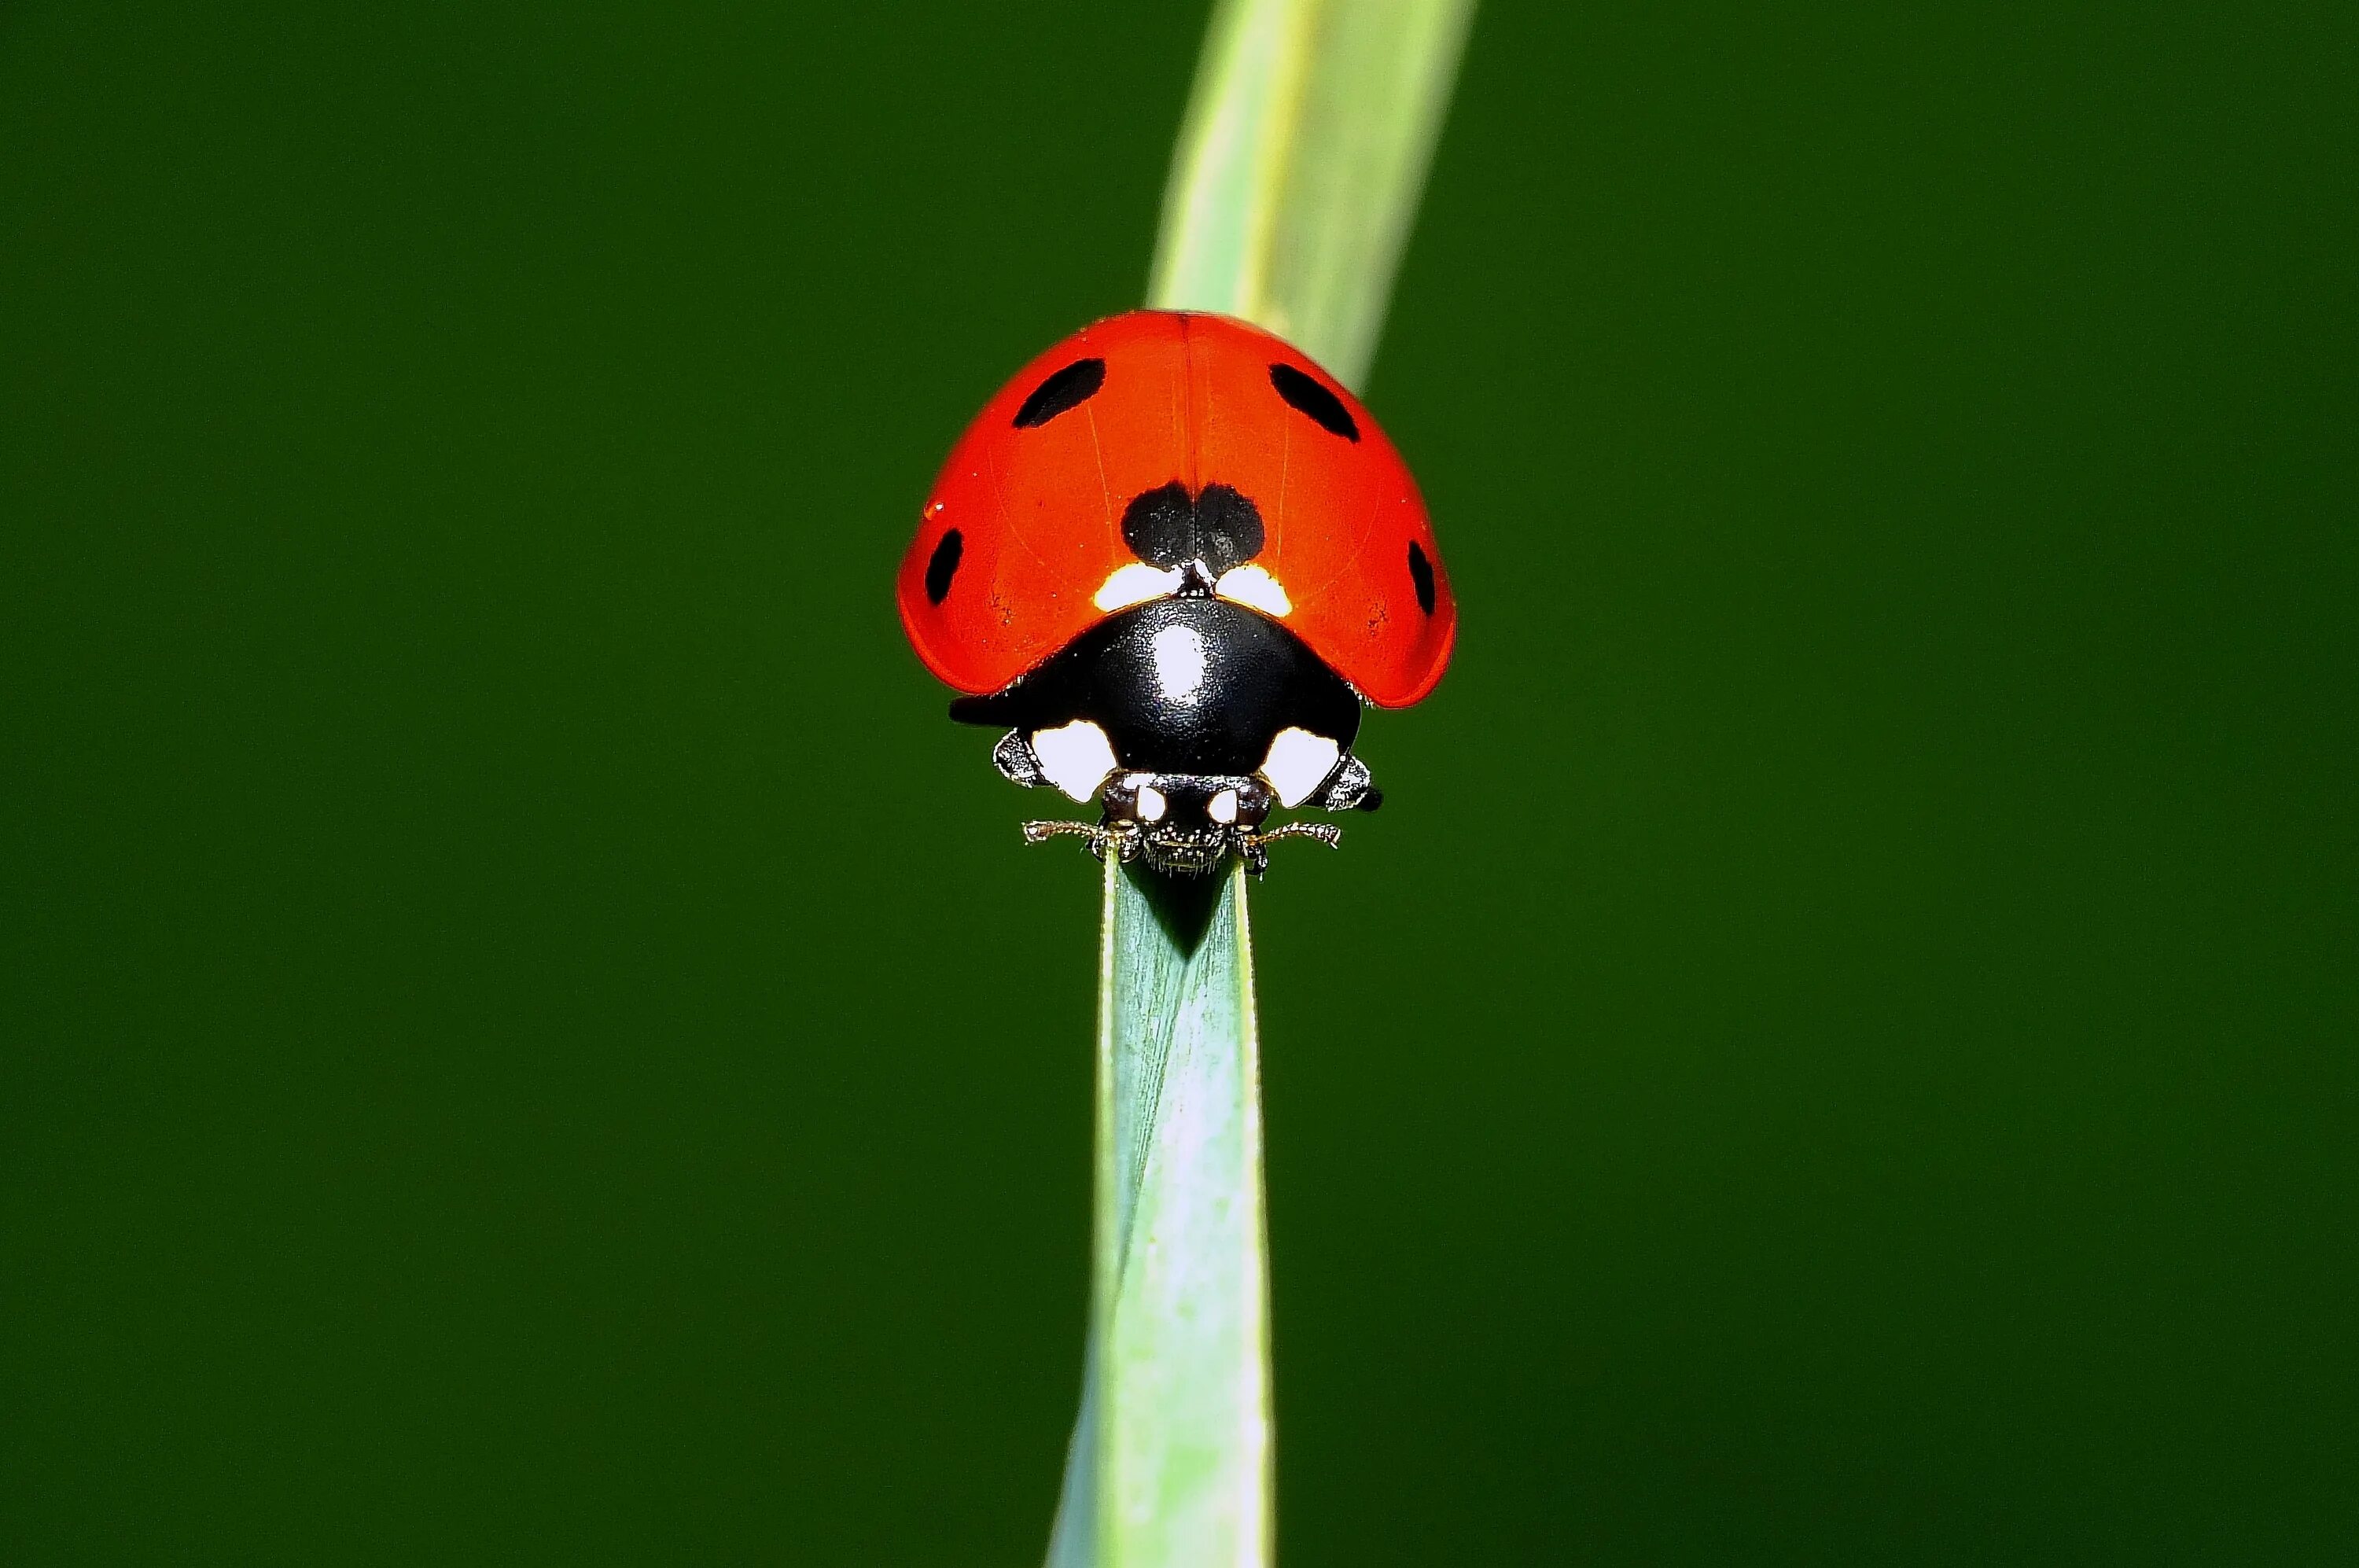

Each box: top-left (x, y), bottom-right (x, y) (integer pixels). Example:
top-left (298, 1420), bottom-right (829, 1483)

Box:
top-left (4, 2), bottom-right (2351, 1562)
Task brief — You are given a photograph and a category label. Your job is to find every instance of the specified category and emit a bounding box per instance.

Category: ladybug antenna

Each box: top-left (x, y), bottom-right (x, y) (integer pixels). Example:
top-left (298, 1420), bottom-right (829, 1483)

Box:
top-left (1021, 816), bottom-right (1341, 877)
top-left (1245, 822), bottom-right (1341, 852)
top-left (1021, 819), bottom-right (1144, 863)
top-left (1235, 821), bottom-right (1341, 876)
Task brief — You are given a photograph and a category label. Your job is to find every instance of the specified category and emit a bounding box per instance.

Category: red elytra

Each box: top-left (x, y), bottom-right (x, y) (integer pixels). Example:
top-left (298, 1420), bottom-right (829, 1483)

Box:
top-left (896, 310), bottom-right (1454, 709)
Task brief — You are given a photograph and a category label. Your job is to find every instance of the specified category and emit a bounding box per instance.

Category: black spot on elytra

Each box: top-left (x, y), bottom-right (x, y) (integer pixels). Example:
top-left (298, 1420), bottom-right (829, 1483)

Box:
top-left (1269, 363), bottom-right (1359, 442)
top-left (925, 528), bottom-right (963, 604)
top-left (1011, 358), bottom-right (1106, 429)
top-left (1120, 483), bottom-right (1266, 577)
top-left (1408, 540), bottom-right (1436, 615)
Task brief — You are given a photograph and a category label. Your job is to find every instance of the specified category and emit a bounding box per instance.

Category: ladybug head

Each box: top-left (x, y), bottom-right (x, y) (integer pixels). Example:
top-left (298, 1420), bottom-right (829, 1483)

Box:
top-left (1021, 767), bottom-right (1350, 877)
top-left (1097, 771), bottom-right (1273, 875)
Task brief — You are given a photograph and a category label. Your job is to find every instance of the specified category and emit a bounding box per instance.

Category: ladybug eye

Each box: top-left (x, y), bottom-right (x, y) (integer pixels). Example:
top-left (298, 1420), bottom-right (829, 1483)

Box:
top-left (1407, 540), bottom-right (1437, 615)
top-left (1012, 358), bottom-right (1107, 429)
top-left (1268, 363), bottom-right (1359, 443)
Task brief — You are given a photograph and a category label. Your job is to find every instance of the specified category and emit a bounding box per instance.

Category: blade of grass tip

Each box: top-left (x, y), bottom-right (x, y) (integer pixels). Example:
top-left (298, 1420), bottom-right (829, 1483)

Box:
top-left (1150, 0), bottom-right (1477, 390)
top-left (1047, 4), bottom-right (1474, 1566)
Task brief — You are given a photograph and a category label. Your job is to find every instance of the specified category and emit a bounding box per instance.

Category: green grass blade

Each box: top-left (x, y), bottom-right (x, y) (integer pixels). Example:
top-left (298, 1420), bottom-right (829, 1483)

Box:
top-left (1048, 4), bottom-right (1472, 1564)
top-left (1047, 858), bottom-right (1267, 1568)
top-left (1149, 0), bottom-right (1478, 390)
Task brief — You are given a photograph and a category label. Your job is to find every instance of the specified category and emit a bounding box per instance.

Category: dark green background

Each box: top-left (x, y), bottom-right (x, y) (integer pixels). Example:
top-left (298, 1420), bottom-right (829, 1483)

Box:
top-left (5, 2), bottom-right (2351, 1562)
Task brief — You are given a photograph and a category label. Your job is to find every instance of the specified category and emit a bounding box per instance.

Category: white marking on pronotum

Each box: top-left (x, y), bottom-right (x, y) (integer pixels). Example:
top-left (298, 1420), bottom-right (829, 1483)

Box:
top-left (1092, 562), bottom-right (1183, 613)
top-left (1135, 786), bottom-right (1167, 823)
top-left (1150, 622), bottom-right (1207, 702)
top-left (1213, 564), bottom-right (1292, 617)
top-left (1030, 720), bottom-right (1117, 803)
top-left (1258, 727), bottom-right (1341, 808)
top-left (1206, 787), bottom-right (1239, 825)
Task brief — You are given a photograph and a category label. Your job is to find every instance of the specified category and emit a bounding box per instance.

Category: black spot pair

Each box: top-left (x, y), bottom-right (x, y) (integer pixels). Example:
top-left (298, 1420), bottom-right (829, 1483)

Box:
top-left (927, 349), bottom-right (1369, 609)
top-left (929, 477), bottom-right (1274, 609)
top-left (1010, 355), bottom-right (1359, 444)
top-left (937, 504), bottom-right (1432, 617)
top-left (1121, 483), bottom-right (1264, 579)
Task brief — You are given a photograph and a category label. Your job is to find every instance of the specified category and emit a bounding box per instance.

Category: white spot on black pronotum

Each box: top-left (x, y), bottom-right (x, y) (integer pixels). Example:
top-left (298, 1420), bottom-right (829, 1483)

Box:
top-left (1030, 720), bottom-right (1118, 803)
top-left (1136, 786), bottom-right (1168, 823)
top-left (1258, 727), bottom-right (1341, 808)
top-left (1207, 788), bottom-right (1239, 825)
top-left (1150, 622), bottom-right (1208, 702)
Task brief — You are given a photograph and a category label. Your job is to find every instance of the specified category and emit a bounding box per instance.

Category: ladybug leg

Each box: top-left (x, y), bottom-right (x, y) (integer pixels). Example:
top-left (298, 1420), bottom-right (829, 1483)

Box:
top-left (1099, 821), bottom-right (1146, 863)
top-left (1305, 754), bottom-right (1383, 813)
top-left (989, 729), bottom-right (1051, 790)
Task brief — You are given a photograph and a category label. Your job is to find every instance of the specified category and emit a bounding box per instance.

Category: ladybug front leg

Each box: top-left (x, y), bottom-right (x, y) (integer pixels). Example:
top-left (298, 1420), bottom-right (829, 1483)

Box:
top-left (1236, 833), bottom-right (1272, 877)
top-left (1304, 753), bottom-right (1383, 813)
top-left (989, 729), bottom-right (1051, 790)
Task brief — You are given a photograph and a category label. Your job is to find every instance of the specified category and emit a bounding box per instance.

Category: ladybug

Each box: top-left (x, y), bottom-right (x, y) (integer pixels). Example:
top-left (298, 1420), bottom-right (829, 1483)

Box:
top-left (896, 310), bottom-right (1455, 874)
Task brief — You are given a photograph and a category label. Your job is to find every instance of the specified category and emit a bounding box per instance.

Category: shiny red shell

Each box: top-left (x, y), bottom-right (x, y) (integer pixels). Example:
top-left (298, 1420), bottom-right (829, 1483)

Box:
top-left (896, 310), bottom-right (1454, 709)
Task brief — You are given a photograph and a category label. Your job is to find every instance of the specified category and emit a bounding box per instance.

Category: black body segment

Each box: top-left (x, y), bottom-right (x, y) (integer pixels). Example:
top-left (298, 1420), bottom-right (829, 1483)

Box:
top-left (949, 598), bottom-right (1360, 777)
